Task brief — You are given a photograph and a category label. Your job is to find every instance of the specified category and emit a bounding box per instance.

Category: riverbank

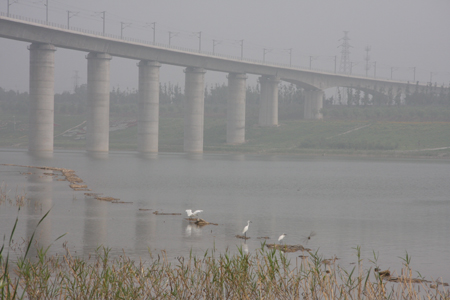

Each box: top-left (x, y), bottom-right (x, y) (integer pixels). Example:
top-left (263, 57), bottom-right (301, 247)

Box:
top-left (1, 110), bottom-right (450, 158)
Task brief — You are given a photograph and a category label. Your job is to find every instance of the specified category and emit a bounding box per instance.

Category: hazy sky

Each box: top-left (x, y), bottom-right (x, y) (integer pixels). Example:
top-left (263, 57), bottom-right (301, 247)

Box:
top-left (1, 0), bottom-right (449, 93)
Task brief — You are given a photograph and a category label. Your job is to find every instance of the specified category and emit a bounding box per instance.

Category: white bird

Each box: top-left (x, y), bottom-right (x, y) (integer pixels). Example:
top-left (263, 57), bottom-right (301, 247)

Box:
top-left (186, 209), bottom-right (203, 218)
top-left (278, 233), bottom-right (287, 243)
top-left (242, 220), bottom-right (252, 238)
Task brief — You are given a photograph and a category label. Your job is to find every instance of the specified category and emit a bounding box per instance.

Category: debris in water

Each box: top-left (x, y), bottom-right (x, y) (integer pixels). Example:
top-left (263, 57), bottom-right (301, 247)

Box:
top-left (153, 211), bottom-right (182, 215)
top-left (266, 244), bottom-right (311, 253)
top-left (235, 235), bottom-right (250, 240)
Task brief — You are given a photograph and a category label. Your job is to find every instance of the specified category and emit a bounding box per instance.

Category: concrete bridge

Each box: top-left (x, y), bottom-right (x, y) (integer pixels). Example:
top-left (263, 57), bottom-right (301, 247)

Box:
top-left (0, 15), bottom-right (414, 153)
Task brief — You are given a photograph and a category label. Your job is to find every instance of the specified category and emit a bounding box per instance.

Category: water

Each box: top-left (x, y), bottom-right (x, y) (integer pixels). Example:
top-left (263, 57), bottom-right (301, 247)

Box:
top-left (1, 149), bottom-right (449, 282)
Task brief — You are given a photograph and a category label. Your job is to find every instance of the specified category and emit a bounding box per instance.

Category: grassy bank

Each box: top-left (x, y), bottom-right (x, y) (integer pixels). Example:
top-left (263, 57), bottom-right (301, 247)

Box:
top-left (1, 106), bottom-right (450, 157)
top-left (1, 241), bottom-right (449, 299)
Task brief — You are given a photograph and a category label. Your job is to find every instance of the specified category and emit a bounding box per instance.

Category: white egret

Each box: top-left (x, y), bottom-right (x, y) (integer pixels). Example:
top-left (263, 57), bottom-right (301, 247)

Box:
top-left (242, 220), bottom-right (252, 238)
top-left (186, 209), bottom-right (203, 218)
top-left (278, 233), bottom-right (287, 243)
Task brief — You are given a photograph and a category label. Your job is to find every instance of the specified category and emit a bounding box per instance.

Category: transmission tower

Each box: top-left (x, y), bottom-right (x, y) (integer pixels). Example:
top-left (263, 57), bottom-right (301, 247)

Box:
top-left (364, 46), bottom-right (371, 77)
top-left (338, 31), bottom-right (352, 74)
top-left (73, 70), bottom-right (81, 91)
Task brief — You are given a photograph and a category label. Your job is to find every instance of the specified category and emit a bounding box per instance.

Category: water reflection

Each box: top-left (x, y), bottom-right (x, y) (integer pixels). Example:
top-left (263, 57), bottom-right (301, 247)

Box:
top-left (83, 196), bottom-right (109, 255)
top-left (26, 167), bottom-right (53, 262)
top-left (28, 151), bottom-right (53, 159)
top-left (135, 209), bottom-right (157, 251)
top-left (137, 153), bottom-right (158, 161)
top-left (86, 151), bottom-right (109, 161)
top-left (184, 153), bottom-right (203, 161)
top-left (185, 224), bottom-right (203, 237)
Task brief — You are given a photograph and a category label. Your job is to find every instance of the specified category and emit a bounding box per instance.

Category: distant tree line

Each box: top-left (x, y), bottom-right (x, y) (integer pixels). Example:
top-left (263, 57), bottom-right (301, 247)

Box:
top-left (327, 82), bottom-right (450, 107)
top-left (1, 81), bottom-right (449, 116)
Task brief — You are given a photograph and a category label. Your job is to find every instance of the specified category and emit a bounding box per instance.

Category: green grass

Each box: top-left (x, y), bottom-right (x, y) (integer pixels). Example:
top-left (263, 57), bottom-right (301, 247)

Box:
top-left (2, 109), bottom-right (450, 157)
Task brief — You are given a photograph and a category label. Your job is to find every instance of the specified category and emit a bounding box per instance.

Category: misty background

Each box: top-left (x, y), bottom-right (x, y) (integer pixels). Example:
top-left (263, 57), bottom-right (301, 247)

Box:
top-left (1, 0), bottom-right (449, 93)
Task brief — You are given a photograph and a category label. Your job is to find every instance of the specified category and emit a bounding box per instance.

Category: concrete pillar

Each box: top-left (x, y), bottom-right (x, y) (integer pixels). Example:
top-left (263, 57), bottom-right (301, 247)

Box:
top-left (138, 60), bottom-right (161, 153)
top-left (304, 89), bottom-right (324, 120)
top-left (184, 67), bottom-right (206, 153)
top-left (86, 52), bottom-right (112, 152)
top-left (28, 43), bottom-right (56, 152)
top-left (227, 73), bottom-right (247, 144)
top-left (258, 75), bottom-right (279, 126)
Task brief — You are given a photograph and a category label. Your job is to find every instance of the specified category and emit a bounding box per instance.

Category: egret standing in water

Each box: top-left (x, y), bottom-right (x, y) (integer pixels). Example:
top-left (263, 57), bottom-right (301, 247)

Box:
top-left (278, 233), bottom-right (287, 244)
top-left (186, 209), bottom-right (203, 218)
top-left (242, 220), bottom-right (252, 239)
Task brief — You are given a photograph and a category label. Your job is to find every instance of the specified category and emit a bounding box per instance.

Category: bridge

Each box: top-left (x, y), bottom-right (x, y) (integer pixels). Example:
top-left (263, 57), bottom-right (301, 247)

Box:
top-left (0, 15), bottom-right (416, 154)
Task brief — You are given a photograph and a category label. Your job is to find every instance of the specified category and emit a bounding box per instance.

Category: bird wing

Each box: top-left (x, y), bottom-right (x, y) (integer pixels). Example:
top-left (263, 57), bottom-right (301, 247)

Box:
top-left (186, 209), bottom-right (192, 216)
top-left (193, 210), bottom-right (203, 215)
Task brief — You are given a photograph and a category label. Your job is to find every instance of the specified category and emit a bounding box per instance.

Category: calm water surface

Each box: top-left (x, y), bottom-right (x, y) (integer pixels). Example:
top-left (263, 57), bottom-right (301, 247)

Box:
top-left (1, 149), bottom-right (449, 281)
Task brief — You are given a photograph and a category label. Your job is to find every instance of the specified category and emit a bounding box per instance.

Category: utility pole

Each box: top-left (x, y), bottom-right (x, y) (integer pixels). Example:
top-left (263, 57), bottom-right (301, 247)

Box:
top-left (364, 46), bottom-right (371, 77)
top-left (101, 11), bottom-right (106, 35)
top-left (373, 61), bottom-right (377, 78)
top-left (67, 11), bottom-right (78, 28)
top-left (168, 31), bottom-right (178, 46)
top-left (45, 0), bottom-right (49, 24)
top-left (412, 67), bottom-right (416, 82)
top-left (334, 55), bottom-right (337, 73)
top-left (196, 31), bottom-right (202, 53)
top-left (7, 0), bottom-right (17, 17)
top-left (287, 48), bottom-right (292, 67)
top-left (263, 48), bottom-right (269, 63)
top-left (338, 31), bottom-right (352, 74)
top-left (212, 39), bottom-right (221, 55)
top-left (309, 56), bottom-right (315, 70)
top-left (240, 40), bottom-right (244, 60)
top-left (120, 22), bottom-right (131, 39)
top-left (152, 22), bottom-right (156, 44)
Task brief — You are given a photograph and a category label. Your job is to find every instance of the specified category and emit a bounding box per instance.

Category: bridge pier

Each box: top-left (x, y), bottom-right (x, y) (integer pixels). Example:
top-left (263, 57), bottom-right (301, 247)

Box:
top-left (86, 52), bottom-right (112, 152)
top-left (28, 43), bottom-right (56, 153)
top-left (184, 67), bottom-right (206, 153)
top-left (227, 73), bottom-right (247, 144)
top-left (137, 60), bottom-right (161, 153)
top-left (304, 89), bottom-right (323, 120)
top-left (258, 75), bottom-right (279, 126)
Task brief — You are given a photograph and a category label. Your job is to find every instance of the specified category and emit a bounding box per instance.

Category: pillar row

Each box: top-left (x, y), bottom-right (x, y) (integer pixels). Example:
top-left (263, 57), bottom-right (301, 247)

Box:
top-left (227, 73), bottom-right (247, 144)
top-left (258, 75), bottom-right (279, 126)
top-left (28, 43), bottom-right (56, 152)
top-left (304, 89), bottom-right (324, 120)
top-left (138, 60), bottom-right (161, 153)
top-left (86, 52), bottom-right (112, 152)
top-left (184, 67), bottom-right (206, 153)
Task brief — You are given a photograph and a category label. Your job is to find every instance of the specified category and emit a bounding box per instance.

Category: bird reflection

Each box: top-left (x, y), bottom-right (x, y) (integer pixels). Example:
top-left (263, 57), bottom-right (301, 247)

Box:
top-left (185, 224), bottom-right (203, 237)
top-left (242, 242), bottom-right (248, 254)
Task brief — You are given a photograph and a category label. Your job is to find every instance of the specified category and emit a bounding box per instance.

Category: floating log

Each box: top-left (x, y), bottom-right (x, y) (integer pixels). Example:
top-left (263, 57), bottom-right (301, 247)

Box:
top-left (95, 196), bottom-right (119, 202)
top-left (139, 208), bottom-right (152, 211)
top-left (266, 244), bottom-right (311, 253)
top-left (194, 218), bottom-right (218, 226)
top-left (235, 235), bottom-right (250, 240)
top-left (153, 211), bottom-right (182, 215)
top-left (257, 236), bottom-right (270, 239)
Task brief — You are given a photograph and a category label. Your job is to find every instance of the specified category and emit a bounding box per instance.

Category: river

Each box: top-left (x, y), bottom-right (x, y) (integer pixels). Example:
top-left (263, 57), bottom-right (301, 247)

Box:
top-left (1, 149), bottom-right (449, 282)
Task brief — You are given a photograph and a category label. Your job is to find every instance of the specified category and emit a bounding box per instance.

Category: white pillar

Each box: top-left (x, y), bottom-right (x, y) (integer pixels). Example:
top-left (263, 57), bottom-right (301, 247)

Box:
top-left (304, 89), bottom-right (324, 119)
top-left (258, 75), bottom-right (279, 126)
top-left (227, 73), bottom-right (247, 144)
top-left (184, 67), bottom-right (206, 153)
top-left (86, 52), bottom-right (112, 152)
top-left (28, 43), bottom-right (56, 152)
top-left (138, 60), bottom-right (161, 153)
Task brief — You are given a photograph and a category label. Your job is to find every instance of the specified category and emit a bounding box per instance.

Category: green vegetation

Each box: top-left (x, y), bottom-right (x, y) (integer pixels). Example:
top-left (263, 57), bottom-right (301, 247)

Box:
top-left (2, 231), bottom-right (448, 299)
top-left (2, 84), bottom-right (450, 157)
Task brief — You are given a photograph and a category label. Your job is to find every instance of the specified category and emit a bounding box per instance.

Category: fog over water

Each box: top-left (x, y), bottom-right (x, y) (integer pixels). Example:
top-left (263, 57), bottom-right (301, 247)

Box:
top-left (1, 150), bottom-right (450, 282)
top-left (1, 0), bottom-right (450, 92)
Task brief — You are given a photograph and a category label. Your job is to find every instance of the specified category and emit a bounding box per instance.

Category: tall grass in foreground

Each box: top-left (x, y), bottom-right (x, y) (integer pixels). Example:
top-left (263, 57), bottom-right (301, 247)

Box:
top-left (2, 240), bottom-right (449, 299)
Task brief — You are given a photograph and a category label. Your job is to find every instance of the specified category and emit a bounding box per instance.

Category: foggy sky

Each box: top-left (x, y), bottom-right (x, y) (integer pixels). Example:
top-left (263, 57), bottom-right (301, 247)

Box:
top-left (1, 0), bottom-right (449, 93)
